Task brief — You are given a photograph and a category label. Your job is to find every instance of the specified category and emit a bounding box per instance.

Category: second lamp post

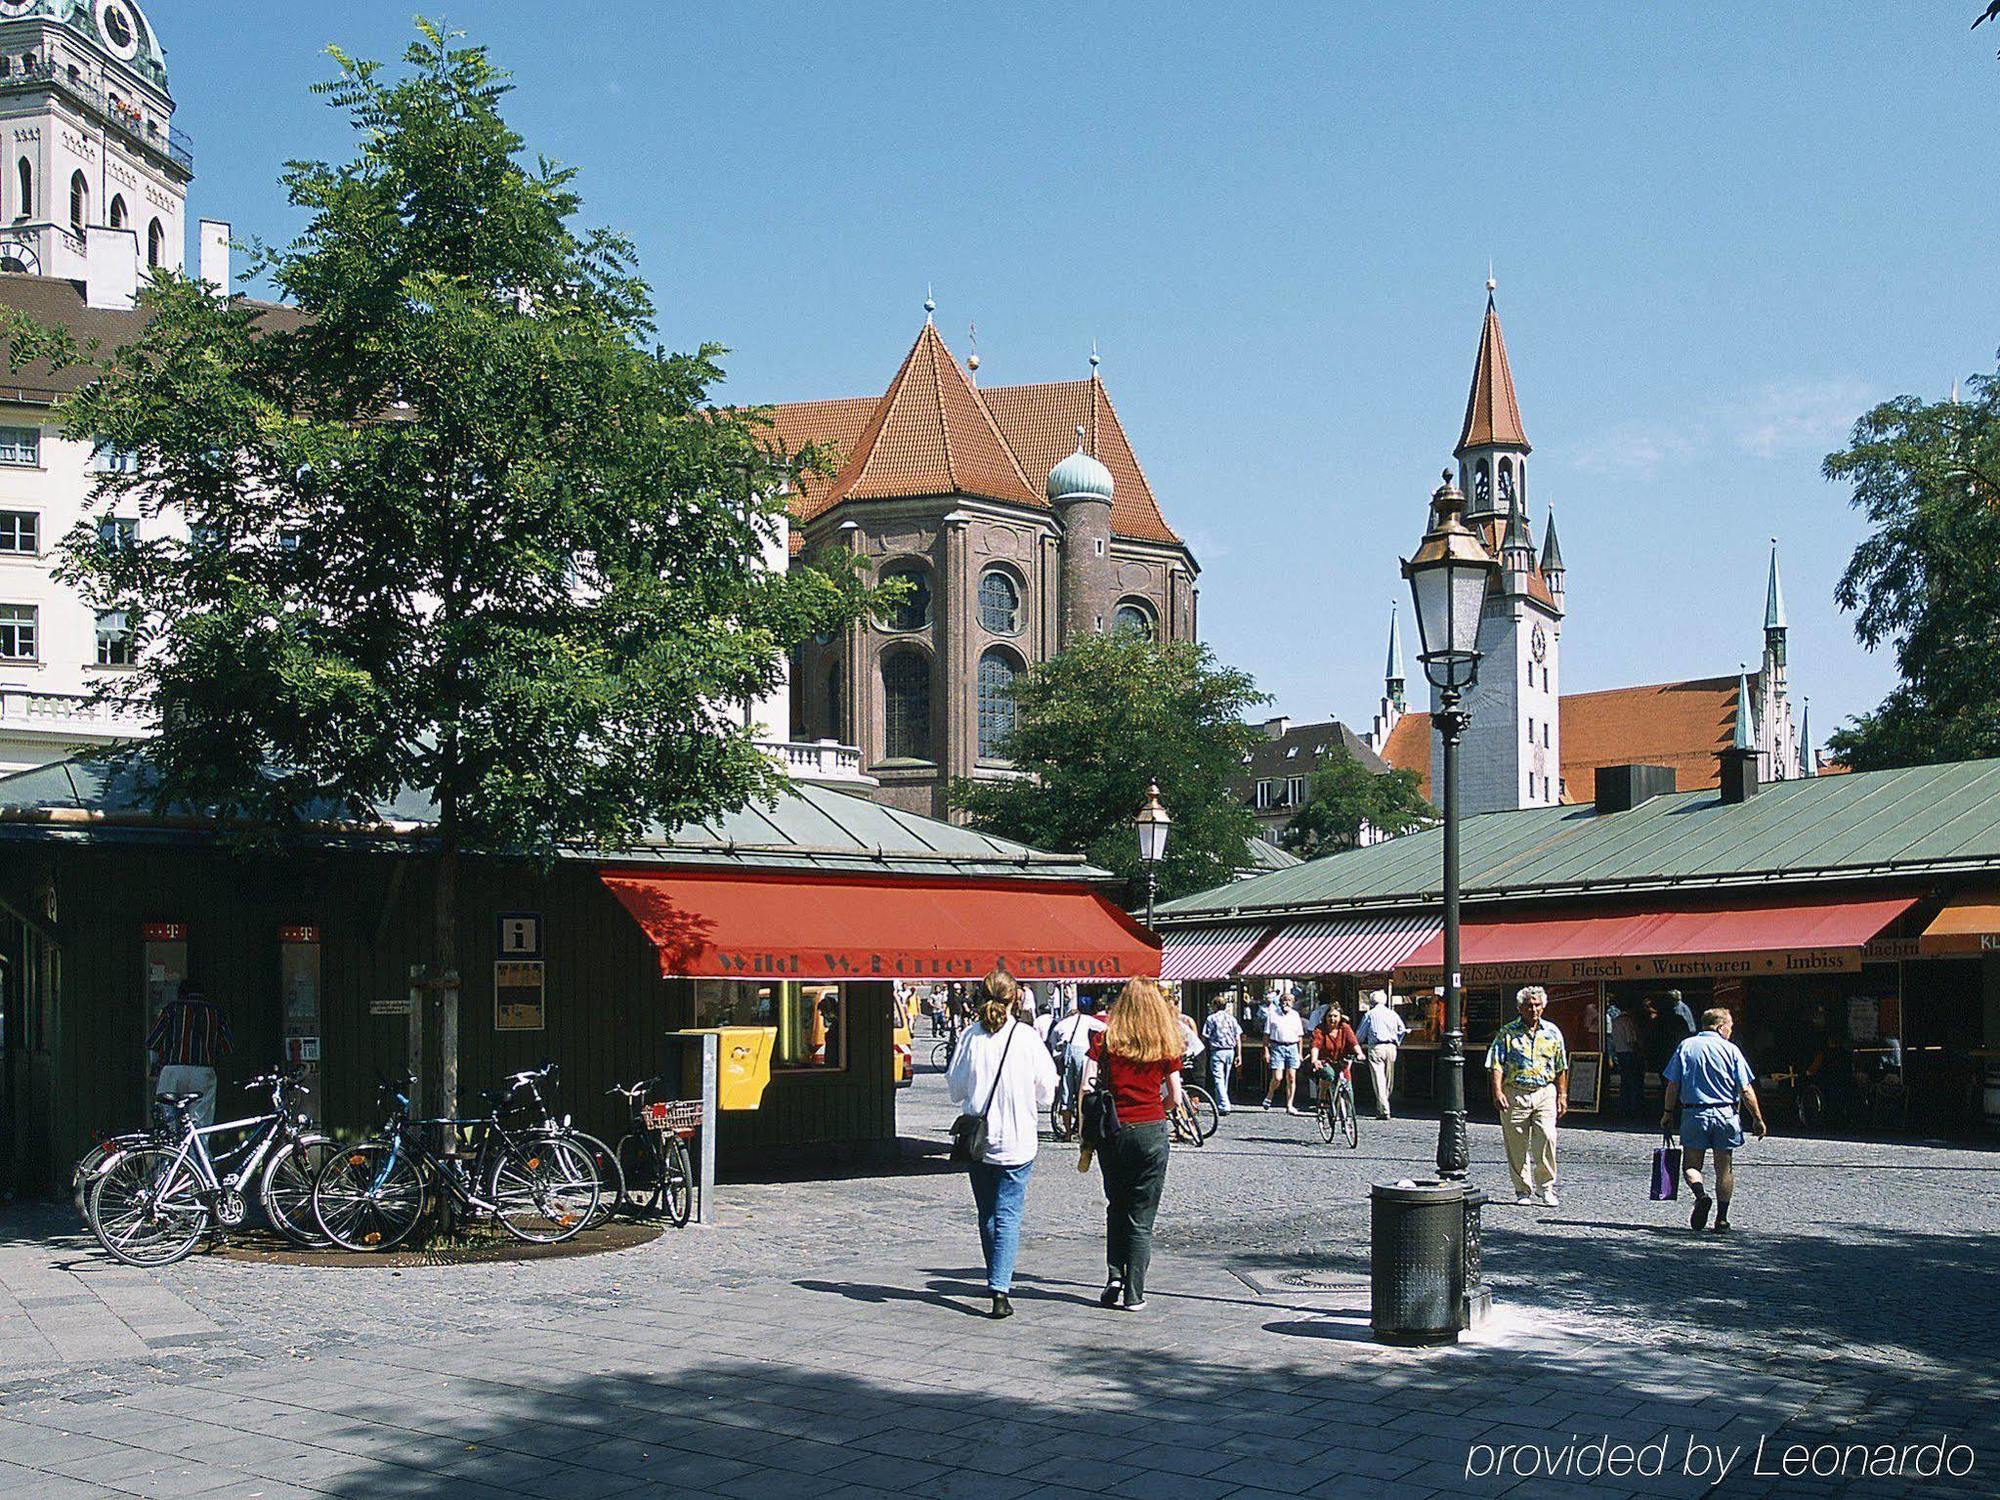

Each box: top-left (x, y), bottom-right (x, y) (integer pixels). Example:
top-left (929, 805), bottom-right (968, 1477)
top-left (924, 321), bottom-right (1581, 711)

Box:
top-left (1135, 780), bottom-right (1172, 928)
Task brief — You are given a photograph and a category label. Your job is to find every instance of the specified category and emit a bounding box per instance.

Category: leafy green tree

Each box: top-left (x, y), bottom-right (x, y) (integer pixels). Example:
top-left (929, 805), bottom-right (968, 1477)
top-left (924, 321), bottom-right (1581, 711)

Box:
top-left (2, 23), bottom-right (875, 1113)
top-left (1824, 364), bottom-right (2000, 770)
top-left (951, 633), bottom-right (1267, 907)
top-left (1278, 744), bottom-right (1433, 859)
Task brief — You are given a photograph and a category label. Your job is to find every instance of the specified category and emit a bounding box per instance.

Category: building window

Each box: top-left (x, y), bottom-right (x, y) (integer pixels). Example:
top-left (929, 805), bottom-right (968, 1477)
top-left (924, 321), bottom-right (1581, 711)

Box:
top-left (693, 980), bottom-right (846, 1072)
top-left (1113, 600), bottom-right (1155, 640)
top-left (977, 569), bottom-right (1021, 634)
top-left (882, 650), bottom-right (932, 761)
top-left (14, 158), bottom-right (29, 219)
top-left (0, 510), bottom-right (37, 555)
top-left (68, 170), bottom-right (86, 236)
top-left (1093, 537), bottom-right (1106, 558)
top-left (0, 425), bottom-right (39, 466)
top-left (878, 564), bottom-right (931, 632)
top-left (147, 218), bottom-right (164, 268)
top-left (825, 661), bottom-right (842, 741)
top-left (97, 516), bottom-right (138, 550)
top-left (1285, 775), bottom-right (1306, 807)
top-left (1473, 459), bottom-right (1490, 510)
top-left (95, 609), bottom-right (134, 666)
top-left (977, 648), bottom-right (1018, 759)
top-left (0, 603), bottom-right (36, 660)
top-left (93, 441), bottom-right (139, 473)
top-left (108, 194), bottom-right (127, 231)
top-left (1498, 458), bottom-right (1516, 506)
top-left (1254, 778), bottom-right (1275, 810)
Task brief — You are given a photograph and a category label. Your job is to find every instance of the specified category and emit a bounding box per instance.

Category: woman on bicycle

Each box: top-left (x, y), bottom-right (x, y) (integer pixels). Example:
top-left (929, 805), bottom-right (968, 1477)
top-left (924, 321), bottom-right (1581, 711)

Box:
top-left (1086, 977), bottom-right (1184, 1312)
top-left (1309, 1003), bottom-right (1362, 1107)
top-left (945, 965), bottom-right (1058, 1320)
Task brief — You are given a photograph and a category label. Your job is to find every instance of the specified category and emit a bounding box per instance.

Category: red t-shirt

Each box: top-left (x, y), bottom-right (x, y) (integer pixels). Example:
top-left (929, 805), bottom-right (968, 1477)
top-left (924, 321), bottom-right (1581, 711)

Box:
top-left (1312, 1021), bottom-right (1361, 1068)
top-left (1088, 1035), bottom-right (1181, 1125)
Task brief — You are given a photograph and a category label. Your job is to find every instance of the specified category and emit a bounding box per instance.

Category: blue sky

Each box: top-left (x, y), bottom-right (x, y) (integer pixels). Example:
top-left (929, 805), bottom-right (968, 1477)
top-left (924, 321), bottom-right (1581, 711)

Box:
top-left (166, 3), bottom-right (2000, 744)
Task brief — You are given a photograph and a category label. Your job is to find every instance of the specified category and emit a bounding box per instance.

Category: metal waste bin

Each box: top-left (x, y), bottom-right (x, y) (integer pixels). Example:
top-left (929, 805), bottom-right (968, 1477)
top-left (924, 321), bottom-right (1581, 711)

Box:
top-left (1370, 1178), bottom-right (1467, 1345)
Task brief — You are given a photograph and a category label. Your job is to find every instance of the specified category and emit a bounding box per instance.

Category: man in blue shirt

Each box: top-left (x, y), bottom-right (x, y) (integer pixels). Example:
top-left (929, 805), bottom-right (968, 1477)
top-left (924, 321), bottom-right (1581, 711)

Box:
top-left (1662, 1008), bottom-right (1768, 1233)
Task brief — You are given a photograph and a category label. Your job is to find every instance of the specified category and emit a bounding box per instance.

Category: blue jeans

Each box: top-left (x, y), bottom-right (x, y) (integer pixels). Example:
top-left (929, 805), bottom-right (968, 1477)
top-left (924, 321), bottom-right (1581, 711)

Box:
top-left (968, 1159), bottom-right (1035, 1294)
top-left (1208, 1053), bottom-right (1234, 1112)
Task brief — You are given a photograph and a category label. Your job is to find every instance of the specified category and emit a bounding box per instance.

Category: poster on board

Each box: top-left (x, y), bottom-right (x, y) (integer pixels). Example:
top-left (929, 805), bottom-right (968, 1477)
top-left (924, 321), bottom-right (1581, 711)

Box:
top-left (1566, 1051), bottom-right (1602, 1114)
top-left (495, 960), bottom-right (545, 1032)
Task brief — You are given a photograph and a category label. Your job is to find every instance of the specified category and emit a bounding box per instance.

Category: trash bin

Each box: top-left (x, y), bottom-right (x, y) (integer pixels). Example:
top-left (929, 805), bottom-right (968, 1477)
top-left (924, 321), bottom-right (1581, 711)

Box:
top-left (1370, 1178), bottom-right (1467, 1346)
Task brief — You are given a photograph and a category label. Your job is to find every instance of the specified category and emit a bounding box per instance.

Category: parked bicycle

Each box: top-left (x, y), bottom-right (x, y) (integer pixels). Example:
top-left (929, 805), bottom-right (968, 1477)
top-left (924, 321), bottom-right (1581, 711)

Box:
top-left (85, 1068), bottom-right (334, 1267)
top-left (502, 1062), bottom-right (624, 1230)
top-left (607, 1078), bottom-right (697, 1227)
top-left (310, 1077), bottom-right (600, 1251)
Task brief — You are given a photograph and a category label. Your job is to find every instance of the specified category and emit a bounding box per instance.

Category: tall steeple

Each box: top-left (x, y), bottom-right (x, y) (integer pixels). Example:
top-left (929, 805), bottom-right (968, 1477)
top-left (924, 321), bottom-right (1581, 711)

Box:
top-left (1540, 505), bottom-right (1565, 601)
top-left (1455, 277), bottom-right (1531, 525)
top-left (1385, 604), bottom-right (1406, 711)
top-left (1798, 697), bottom-right (1814, 777)
top-left (1762, 536), bottom-right (1788, 688)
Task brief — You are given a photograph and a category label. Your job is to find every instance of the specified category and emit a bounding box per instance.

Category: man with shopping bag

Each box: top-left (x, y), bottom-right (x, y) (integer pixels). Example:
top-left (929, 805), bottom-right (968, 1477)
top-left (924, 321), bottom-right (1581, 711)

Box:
top-left (1661, 1008), bottom-right (1768, 1233)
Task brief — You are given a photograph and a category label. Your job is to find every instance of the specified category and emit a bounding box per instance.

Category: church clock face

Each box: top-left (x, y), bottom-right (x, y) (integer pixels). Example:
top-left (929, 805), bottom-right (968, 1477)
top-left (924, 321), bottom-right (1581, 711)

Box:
top-left (0, 1), bottom-right (38, 18)
top-left (1530, 624), bottom-right (1548, 663)
top-left (96, 0), bottom-right (140, 60)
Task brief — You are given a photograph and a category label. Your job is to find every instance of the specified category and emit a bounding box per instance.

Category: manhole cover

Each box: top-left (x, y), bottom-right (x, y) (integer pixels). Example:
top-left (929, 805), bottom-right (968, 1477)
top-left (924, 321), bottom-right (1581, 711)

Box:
top-left (1277, 1268), bottom-right (1362, 1290)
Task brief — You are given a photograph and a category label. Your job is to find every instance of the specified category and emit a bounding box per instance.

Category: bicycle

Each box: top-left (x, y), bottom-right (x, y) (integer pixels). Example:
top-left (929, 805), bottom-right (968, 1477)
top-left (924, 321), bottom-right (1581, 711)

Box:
top-left (1760, 1067), bottom-right (1823, 1130)
top-left (1169, 1083), bottom-right (1220, 1147)
top-left (86, 1068), bottom-right (335, 1267)
top-left (930, 1030), bottom-right (960, 1070)
top-left (310, 1078), bottom-right (600, 1251)
top-left (503, 1062), bottom-right (624, 1230)
top-left (1315, 1068), bottom-right (1359, 1148)
top-left (607, 1078), bottom-right (697, 1228)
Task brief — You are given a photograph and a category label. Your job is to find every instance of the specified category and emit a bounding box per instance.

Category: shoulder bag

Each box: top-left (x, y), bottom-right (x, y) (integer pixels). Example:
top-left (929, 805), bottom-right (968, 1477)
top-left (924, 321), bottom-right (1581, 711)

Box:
top-left (1080, 1047), bottom-right (1122, 1146)
top-left (949, 1022), bottom-right (1019, 1166)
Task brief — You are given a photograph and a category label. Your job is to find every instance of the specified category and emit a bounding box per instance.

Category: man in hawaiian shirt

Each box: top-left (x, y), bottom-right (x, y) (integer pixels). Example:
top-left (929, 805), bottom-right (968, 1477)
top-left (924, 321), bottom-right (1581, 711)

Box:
top-left (1486, 985), bottom-right (1570, 1208)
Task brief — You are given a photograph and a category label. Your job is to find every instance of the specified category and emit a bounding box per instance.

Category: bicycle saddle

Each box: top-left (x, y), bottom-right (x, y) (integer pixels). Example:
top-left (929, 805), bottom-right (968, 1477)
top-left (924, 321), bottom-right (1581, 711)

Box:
top-left (155, 1091), bottom-right (205, 1107)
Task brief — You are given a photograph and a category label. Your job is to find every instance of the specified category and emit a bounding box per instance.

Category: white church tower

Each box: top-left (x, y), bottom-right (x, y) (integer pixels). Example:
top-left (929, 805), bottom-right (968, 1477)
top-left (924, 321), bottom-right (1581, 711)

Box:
top-left (1435, 282), bottom-right (1566, 814)
top-left (1751, 538), bottom-right (1802, 781)
top-left (0, 0), bottom-right (190, 282)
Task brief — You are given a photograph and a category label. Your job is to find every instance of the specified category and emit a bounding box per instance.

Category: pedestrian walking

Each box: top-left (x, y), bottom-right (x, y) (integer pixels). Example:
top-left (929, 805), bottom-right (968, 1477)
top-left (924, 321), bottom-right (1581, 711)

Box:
top-left (1666, 989), bottom-right (1700, 1038)
top-left (1356, 989), bottom-right (1408, 1119)
top-left (945, 966), bottom-right (1058, 1318)
top-left (147, 983), bottom-right (232, 1127)
top-left (1486, 985), bottom-right (1569, 1206)
top-left (1260, 990), bottom-right (1306, 1113)
top-left (1609, 1001), bottom-right (1645, 1119)
top-left (1088, 977), bottom-right (1184, 1311)
top-left (1661, 1008), bottom-right (1768, 1233)
top-left (1200, 997), bottom-right (1241, 1113)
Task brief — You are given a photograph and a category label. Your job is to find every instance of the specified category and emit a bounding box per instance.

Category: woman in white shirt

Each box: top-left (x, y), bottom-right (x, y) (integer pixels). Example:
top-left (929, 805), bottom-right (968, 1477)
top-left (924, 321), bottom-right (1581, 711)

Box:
top-left (946, 966), bottom-right (1058, 1319)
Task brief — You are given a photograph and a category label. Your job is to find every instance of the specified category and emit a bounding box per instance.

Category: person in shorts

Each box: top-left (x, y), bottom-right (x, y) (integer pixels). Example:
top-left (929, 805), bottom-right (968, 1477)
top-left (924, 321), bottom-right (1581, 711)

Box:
top-left (1260, 992), bottom-right (1306, 1114)
top-left (1661, 1008), bottom-right (1768, 1233)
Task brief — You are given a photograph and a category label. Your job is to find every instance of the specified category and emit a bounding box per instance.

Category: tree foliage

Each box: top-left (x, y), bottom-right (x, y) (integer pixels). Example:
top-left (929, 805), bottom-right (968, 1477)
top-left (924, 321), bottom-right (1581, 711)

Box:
top-left (1277, 743), bottom-right (1433, 860)
top-left (950, 633), bottom-right (1267, 907)
top-left (1824, 363), bottom-right (2000, 770)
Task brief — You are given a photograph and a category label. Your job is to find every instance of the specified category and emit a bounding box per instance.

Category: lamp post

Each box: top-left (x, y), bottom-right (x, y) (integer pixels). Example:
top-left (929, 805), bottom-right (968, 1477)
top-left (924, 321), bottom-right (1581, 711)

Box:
top-left (1134, 780), bottom-right (1172, 928)
top-left (1400, 470), bottom-right (1499, 1181)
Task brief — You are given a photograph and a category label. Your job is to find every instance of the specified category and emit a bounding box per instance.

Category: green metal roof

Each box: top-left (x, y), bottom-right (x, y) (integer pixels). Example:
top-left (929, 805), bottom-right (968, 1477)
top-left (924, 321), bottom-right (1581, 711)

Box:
top-left (0, 755), bottom-right (1104, 882)
top-left (1157, 758), bottom-right (2000, 923)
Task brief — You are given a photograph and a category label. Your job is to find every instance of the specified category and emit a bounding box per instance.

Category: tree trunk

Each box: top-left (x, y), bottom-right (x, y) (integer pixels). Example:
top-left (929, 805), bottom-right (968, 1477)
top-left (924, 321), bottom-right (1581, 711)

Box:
top-left (434, 840), bottom-right (460, 1123)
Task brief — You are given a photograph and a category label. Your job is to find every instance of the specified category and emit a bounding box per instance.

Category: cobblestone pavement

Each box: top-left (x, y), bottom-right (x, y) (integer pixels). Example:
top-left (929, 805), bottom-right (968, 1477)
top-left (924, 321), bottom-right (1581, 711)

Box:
top-left (1, 1068), bottom-right (1994, 1499)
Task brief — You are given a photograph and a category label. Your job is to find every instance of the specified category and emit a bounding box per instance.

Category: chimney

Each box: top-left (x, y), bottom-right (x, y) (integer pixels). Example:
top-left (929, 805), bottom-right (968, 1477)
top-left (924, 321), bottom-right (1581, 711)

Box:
top-left (1262, 715), bottom-right (1291, 741)
top-left (85, 227), bottom-right (139, 311)
top-left (1593, 764), bottom-right (1676, 814)
top-left (198, 220), bottom-right (231, 295)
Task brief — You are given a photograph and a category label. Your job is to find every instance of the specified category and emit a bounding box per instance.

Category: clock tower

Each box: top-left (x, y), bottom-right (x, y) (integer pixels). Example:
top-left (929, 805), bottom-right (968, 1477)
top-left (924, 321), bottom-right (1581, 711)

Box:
top-left (1431, 282), bottom-right (1566, 814)
top-left (0, 0), bottom-right (190, 282)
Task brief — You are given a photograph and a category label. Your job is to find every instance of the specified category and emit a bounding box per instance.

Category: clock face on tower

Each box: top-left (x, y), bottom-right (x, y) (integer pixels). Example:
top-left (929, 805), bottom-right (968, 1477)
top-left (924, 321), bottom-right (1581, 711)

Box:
top-left (0, 1), bottom-right (38, 18)
top-left (1531, 624), bottom-right (1548, 664)
top-left (96, 0), bottom-right (140, 60)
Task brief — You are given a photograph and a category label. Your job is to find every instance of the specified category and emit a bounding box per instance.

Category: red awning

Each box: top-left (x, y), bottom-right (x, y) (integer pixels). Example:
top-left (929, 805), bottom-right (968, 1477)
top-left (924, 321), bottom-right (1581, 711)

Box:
top-left (1240, 913), bottom-right (1442, 979)
top-left (601, 869), bottom-right (1160, 982)
top-left (1160, 925), bottom-right (1271, 983)
top-left (1397, 893), bottom-right (1917, 980)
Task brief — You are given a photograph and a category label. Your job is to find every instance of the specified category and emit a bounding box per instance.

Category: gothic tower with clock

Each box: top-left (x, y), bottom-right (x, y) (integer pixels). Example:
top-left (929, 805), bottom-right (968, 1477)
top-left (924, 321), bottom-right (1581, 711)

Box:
top-left (1434, 283), bottom-right (1566, 816)
top-left (0, 0), bottom-right (190, 283)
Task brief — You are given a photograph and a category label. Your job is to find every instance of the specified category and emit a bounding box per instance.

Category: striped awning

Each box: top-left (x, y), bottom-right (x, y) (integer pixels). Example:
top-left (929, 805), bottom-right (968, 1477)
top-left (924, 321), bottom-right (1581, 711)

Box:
top-left (1238, 912), bottom-right (1441, 978)
top-left (1160, 925), bottom-right (1271, 983)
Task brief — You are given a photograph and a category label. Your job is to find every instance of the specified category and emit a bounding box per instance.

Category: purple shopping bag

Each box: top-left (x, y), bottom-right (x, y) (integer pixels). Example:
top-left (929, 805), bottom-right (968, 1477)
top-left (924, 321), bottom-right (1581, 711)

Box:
top-left (1650, 1134), bottom-right (1682, 1201)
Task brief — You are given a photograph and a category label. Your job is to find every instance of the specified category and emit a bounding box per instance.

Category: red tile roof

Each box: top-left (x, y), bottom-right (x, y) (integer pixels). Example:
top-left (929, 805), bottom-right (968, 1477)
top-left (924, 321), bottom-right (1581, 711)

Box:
top-left (1455, 295), bottom-right (1530, 457)
top-left (1377, 675), bottom-right (1755, 804)
top-left (766, 324), bottom-right (1182, 547)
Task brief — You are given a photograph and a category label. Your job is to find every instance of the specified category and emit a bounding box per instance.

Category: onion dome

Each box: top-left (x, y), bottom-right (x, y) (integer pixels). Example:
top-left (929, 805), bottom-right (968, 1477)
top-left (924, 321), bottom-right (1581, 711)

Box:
top-left (1046, 425), bottom-right (1114, 504)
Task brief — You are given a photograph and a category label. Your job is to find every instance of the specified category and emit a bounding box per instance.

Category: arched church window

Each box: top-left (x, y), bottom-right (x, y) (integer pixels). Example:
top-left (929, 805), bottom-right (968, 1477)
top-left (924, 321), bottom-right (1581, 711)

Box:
top-left (1113, 600), bottom-right (1156, 640)
top-left (882, 650), bottom-right (932, 761)
top-left (1498, 458), bottom-right (1516, 507)
top-left (977, 649), bottom-right (1019, 759)
top-left (1473, 460), bottom-right (1491, 511)
top-left (147, 218), bottom-right (164, 268)
top-left (14, 158), bottom-right (28, 220)
top-left (109, 195), bottom-right (127, 231)
top-left (68, 171), bottom-right (86, 236)
top-left (877, 564), bottom-right (931, 632)
top-left (977, 569), bottom-right (1020, 634)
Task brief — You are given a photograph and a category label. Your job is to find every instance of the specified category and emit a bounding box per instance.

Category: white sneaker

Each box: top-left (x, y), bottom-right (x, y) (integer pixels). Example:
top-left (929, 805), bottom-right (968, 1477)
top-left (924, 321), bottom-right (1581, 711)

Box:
top-left (1515, 1193), bottom-right (1536, 1206)
top-left (1539, 1187), bottom-right (1560, 1207)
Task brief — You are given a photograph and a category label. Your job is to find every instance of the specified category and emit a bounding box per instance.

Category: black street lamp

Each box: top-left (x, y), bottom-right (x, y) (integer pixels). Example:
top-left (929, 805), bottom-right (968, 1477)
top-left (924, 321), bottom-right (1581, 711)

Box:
top-left (1134, 780), bottom-right (1172, 928)
top-left (1400, 470), bottom-right (1499, 1180)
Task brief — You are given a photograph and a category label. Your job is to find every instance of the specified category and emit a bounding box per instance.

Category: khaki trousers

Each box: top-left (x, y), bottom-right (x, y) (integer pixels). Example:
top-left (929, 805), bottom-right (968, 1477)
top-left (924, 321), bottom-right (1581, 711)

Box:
top-left (1364, 1042), bottom-right (1399, 1118)
top-left (1500, 1083), bottom-right (1559, 1196)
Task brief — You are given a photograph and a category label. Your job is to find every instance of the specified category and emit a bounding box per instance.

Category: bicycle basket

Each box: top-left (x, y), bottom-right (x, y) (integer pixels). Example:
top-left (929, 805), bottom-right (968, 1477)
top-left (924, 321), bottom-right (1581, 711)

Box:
top-left (645, 1100), bottom-right (703, 1137)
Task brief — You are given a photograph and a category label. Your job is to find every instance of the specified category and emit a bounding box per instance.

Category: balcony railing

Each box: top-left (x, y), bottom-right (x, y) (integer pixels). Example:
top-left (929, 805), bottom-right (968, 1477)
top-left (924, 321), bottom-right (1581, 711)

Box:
top-left (756, 738), bottom-right (874, 785)
top-left (0, 57), bottom-right (193, 171)
top-left (0, 687), bottom-right (150, 736)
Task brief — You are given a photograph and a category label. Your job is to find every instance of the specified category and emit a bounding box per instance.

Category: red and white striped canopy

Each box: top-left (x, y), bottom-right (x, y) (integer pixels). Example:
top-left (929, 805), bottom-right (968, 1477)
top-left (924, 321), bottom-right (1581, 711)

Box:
top-left (1237, 912), bottom-right (1441, 979)
top-left (1159, 925), bottom-right (1271, 983)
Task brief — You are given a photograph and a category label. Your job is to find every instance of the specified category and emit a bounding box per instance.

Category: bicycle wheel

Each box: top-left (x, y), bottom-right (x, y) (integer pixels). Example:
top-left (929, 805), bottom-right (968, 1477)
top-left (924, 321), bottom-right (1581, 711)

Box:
top-left (71, 1136), bottom-right (140, 1225)
top-left (1337, 1085), bottom-right (1359, 1149)
top-left (1798, 1083), bottom-right (1826, 1130)
top-left (487, 1137), bottom-right (599, 1243)
top-left (563, 1131), bottom-right (623, 1230)
top-left (1183, 1085), bottom-right (1220, 1141)
top-left (1170, 1099), bottom-right (1206, 1148)
top-left (1050, 1099), bottom-right (1077, 1142)
top-left (88, 1147), bottom-right (210, 1267)
top-left (615, 1129), bottom-right (663, 1217)
top-left (260, 1135), bottom-right (337, 1248)
top-left (660, 1135), bottom-right (694, 1229)
top-left (1315, 1096), bottom-right (1336, 1143)
top-left (930, 1038), bottom-right (952, 1068)
top-left (313, 1142), bottom-right (427, 1252)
